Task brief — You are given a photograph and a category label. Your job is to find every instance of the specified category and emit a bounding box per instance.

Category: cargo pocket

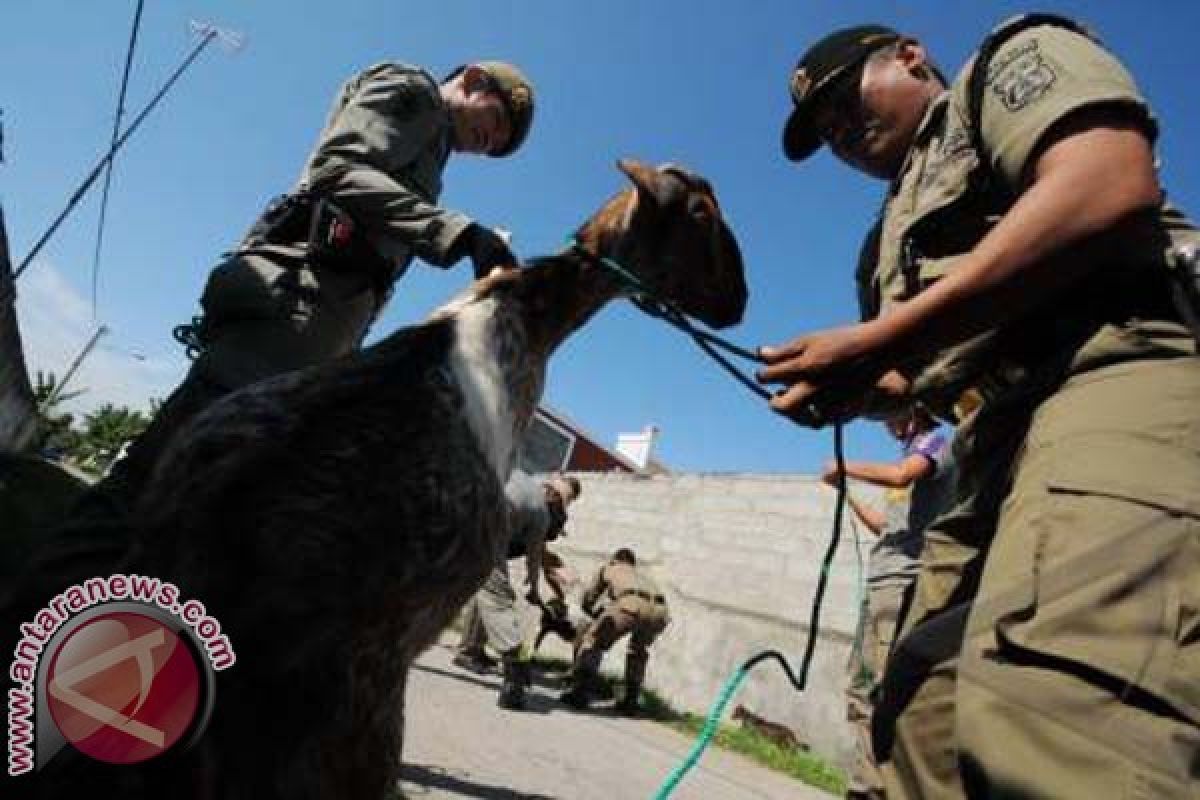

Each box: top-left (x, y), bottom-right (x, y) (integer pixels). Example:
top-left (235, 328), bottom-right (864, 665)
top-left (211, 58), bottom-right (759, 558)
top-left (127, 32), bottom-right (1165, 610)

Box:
top-left (200, 251), bottom-right (314, 330)
top-left (992, 434), bottom-right (1200, 759)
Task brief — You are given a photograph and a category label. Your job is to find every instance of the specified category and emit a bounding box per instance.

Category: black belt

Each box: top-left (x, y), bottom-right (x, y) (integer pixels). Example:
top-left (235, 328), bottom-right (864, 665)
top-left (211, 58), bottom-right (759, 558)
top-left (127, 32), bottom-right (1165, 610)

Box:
top-left (617, 589), bottom-right (665, 604)
top-left (243, 190), bottom-right (394, 295)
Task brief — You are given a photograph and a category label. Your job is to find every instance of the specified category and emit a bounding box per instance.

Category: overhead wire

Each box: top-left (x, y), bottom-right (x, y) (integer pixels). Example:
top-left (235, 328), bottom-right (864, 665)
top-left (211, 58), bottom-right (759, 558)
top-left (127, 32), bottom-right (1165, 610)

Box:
top-left (90, 0), bottom-right (146, 318)
top-left (12, 24), bottom-right (219, 285)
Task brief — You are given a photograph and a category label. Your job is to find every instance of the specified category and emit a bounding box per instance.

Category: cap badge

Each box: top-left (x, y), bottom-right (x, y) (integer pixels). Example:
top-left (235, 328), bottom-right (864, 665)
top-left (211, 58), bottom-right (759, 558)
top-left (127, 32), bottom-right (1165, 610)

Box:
top-left (790, 67), bottom-right (812, 102)
top-left (508, 84), bottom-right (531, 114)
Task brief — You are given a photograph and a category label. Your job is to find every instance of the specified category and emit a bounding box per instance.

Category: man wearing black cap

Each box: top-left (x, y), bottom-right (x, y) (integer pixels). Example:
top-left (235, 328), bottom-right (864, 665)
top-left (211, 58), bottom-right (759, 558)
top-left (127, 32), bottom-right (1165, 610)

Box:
top-left (760, 15), bottom-right (1200, 800)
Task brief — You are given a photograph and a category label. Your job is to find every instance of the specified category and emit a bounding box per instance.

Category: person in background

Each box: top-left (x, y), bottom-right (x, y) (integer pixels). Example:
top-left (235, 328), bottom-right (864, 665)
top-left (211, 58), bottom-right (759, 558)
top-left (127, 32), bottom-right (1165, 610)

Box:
top-left (828, 407), bottom-right (954, 799)
top-left (561, 547), bottom-right (669, 715)
top-left (455, 471), bottom-right (580, 710)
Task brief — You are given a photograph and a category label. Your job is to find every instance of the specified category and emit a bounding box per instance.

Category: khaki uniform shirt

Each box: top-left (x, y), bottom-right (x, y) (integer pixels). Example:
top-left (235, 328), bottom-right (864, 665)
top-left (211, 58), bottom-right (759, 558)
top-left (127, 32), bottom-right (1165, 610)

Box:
top-left (582, 561), bottom-right (667, 618)
top-left (223, 62), bottom-right (473, 306)
top-left (860, 24), bottom-right (1198, 416)
top-left (298, 62), bottom-right (472, 273)
top-left (195, 64), bottom-right (477, 382)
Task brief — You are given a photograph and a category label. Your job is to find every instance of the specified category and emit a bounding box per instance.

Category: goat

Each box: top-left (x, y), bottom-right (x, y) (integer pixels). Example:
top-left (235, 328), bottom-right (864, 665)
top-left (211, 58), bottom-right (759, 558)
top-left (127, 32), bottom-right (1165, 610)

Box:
top-left (13, 159), bottom-right (747, 799)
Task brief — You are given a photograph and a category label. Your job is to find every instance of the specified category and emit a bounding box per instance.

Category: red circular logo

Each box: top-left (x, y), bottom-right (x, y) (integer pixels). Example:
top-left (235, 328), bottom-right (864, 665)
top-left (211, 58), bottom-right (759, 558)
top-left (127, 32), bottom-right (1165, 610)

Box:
top-left (45, 611), bottom-right (202, 764)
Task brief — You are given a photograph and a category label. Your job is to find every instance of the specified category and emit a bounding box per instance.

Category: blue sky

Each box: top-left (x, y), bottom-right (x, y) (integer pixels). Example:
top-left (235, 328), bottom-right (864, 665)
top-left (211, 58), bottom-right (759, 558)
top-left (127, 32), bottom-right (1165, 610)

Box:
top-left (4, 1), bottom-right (1200, 474)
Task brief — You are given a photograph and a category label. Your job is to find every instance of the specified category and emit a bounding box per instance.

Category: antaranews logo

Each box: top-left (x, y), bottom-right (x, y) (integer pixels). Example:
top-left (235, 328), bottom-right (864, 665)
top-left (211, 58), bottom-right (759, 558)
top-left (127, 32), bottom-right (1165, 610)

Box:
top-left (7, 574), bottom-right (235, 775)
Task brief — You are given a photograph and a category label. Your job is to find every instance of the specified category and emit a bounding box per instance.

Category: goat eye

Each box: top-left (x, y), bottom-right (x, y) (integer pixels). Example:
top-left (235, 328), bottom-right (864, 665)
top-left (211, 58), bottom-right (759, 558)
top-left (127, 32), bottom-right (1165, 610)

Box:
top-left (687, 195), bottom-right (711, 220)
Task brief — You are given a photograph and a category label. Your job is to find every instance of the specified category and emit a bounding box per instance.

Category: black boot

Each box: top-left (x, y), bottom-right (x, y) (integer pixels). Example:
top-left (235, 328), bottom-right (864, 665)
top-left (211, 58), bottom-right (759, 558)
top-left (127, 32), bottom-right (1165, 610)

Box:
top-left (452, 648), bottom-right (498, 675)
top-left (615, 681), bottom-right (642, 715)
top-left (559, 668), bottom-right (601, 709)
top-left (515, 658), bottom-right (533, 688)
top-left (497, 658), bottom-right (528, 710)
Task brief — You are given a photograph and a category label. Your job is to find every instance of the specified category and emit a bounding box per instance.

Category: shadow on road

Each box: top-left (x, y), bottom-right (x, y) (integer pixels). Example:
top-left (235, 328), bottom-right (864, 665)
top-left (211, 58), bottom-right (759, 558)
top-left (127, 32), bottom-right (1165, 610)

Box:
top-left (398, 762), bottom-right (558, 799)
top-left (412, 662), bottom-right (499, 691)
top-left (410, 662), bottom-right (568, 716)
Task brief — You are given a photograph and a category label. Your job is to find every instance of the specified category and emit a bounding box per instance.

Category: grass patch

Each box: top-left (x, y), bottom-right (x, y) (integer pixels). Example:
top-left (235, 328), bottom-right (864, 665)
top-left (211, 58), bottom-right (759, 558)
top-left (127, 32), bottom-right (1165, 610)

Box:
top-left (529, 655), bottom-right (846, 795)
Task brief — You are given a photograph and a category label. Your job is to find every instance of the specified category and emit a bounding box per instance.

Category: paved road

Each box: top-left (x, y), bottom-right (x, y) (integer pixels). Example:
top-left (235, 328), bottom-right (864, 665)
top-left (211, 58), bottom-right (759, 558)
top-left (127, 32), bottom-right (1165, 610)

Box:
top-left (398, 645), bottom-right (831, 800)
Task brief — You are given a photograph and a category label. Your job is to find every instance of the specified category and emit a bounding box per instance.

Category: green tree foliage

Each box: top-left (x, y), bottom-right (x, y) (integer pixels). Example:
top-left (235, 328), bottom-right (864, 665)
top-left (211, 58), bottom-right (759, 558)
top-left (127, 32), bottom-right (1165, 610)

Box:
top-left (77, 403), bottom-right (150, 475)
top-left (31, 371), bottom-right (152, 475)
top-left (32, 370), bottom-right (83, 458)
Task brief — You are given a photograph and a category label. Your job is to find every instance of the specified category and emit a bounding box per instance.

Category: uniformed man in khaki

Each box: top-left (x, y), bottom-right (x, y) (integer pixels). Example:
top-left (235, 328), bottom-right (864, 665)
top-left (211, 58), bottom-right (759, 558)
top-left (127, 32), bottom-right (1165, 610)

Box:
top-left (561, 547), bottom-right (669, 714)
top-left (759, 16), bottom-right (1200, 799)
top-left (106, 60), bottom-right (536, 507)
top-left (454, 471), bottom-right (580, 710)
top-left (833, 409), bottom-right (954, 800)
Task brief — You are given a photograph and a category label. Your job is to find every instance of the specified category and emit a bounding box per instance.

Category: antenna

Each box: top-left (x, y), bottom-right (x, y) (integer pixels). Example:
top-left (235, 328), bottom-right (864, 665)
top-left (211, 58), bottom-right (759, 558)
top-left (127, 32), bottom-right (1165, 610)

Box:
top-left (189, 20), bottom-right (245, 53)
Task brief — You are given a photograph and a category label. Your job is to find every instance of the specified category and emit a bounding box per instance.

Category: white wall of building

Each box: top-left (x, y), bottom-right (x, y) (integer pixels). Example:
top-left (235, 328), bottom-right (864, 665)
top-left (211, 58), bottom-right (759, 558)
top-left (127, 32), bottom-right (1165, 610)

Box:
top-left (514, 471), bottom-right (881, 769)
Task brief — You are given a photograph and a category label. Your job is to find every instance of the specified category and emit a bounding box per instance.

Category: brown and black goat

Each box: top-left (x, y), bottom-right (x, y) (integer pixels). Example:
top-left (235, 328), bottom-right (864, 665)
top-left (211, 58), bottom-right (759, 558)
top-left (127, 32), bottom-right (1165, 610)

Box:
top-left (13, 159), bottom-right (746, 800)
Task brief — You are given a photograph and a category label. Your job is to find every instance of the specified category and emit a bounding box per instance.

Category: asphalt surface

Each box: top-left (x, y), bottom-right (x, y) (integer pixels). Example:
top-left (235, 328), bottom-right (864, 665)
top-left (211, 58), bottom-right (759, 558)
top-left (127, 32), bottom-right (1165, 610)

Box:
top-left (397, 644), bottom-right (831, 800)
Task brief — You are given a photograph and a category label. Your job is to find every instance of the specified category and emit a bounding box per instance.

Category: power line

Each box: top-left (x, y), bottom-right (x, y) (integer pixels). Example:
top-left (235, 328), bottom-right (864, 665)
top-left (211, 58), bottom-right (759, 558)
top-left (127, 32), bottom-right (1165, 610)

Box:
top-left (12, 20), bottom-right (242, 285)
top-left (90, 0), bottom-right (146, 319)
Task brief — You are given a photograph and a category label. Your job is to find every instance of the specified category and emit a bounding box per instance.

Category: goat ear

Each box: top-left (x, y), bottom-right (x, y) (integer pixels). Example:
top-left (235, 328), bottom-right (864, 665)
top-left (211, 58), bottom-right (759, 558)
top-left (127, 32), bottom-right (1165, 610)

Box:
top-left (617, 158), bottom-right (673, 209)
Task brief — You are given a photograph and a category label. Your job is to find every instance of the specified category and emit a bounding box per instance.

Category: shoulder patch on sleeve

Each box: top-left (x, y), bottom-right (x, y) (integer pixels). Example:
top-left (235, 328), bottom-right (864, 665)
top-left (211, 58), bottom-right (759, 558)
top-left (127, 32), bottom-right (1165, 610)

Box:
top-left (986, 39), bottom-right (1057, 112)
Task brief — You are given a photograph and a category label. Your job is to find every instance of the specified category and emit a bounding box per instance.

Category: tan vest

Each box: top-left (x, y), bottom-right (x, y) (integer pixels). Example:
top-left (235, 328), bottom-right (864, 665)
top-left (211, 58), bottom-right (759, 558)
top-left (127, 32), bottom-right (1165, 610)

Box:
top-left (606, 562), bottom-right (663, 599)
top-left (859, 23), bottom-right (1198, 418)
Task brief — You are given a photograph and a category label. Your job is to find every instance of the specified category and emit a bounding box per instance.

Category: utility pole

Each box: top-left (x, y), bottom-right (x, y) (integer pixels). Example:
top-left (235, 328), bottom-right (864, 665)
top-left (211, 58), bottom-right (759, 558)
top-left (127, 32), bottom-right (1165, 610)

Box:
top-left (46, 325), bottom-right (109, 409)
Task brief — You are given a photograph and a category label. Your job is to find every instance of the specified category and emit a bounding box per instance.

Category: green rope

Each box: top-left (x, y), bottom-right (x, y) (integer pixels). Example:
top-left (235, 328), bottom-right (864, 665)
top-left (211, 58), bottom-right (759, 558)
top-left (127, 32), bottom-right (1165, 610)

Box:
top-left (564, 238), bottom-right (771, 399)
top-left (564, 233), bottom-right (855, 798)
top-left (652, 665), bottom-right (751, 799)
top-left (565, 236), bottom-right (653, 297)
top-left (652, 425), bottom-right (849, 798)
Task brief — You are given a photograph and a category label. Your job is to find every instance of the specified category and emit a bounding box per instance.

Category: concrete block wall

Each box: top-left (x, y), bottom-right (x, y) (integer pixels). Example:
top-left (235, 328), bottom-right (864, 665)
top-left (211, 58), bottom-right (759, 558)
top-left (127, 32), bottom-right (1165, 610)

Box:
top-left (514, 471), bottom-right (881, 770)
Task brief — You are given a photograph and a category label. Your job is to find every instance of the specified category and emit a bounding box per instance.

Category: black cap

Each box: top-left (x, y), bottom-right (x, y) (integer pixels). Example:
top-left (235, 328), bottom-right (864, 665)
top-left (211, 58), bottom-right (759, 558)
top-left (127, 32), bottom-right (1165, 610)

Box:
top-left (782, 25), bottom-right (901, 162)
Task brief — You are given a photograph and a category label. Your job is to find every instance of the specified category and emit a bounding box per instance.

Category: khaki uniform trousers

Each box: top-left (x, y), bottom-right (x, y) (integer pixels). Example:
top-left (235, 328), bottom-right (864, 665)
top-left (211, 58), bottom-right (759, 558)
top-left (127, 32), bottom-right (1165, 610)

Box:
top-left (877, 357), bottom-right (1200, 799)
top-left (576, 594), bottom-right (669, 686)
top-left (194, 250), bottom-right (378, 392)
top-left (458, 559), bottom-right (524, 657)
top-left (847, 579), bottom-right (912, 798)
top-left (111, 250), bottom-right (378, 495)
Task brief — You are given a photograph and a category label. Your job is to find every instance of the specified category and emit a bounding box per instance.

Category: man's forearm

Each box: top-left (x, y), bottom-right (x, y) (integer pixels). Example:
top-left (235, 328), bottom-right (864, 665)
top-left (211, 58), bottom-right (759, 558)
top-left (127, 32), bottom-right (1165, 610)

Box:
top-left (861, 125), bottom-right (1160, 363)
top-left (525, 543), bottom-right (545, 597)
top-left (327, 167), bottom-right (473, 267)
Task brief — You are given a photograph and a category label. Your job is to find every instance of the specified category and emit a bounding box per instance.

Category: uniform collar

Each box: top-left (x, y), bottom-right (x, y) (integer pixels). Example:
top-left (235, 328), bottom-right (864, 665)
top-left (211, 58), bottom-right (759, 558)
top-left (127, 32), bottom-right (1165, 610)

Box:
top-left (890, 90), bottom-right (950, 192)
top-left (914, 90), bottom-right (951, 144)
